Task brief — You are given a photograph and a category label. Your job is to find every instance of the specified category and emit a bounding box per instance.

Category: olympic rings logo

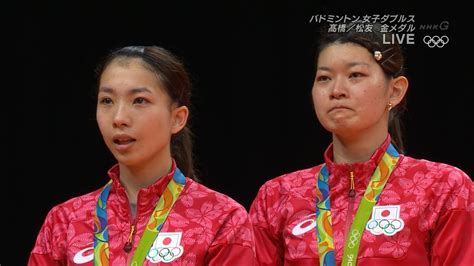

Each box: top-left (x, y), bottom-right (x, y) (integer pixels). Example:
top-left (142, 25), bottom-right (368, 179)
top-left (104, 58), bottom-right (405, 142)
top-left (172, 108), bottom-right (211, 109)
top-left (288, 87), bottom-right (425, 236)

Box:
top-left (366, 218), bottom-right (404, 236)
top-left (423, 35), bottom-right (449, 48)
top-left (148, 246), bottom-right (183, 262)
top-left (347, 229), bottom-right (361, 249)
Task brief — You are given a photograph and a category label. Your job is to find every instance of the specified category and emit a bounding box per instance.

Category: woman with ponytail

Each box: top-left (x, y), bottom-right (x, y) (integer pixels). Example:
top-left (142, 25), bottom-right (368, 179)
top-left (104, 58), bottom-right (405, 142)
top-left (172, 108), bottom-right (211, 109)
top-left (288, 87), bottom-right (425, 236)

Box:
top-left (29, 46), bottom-right (255, 265)
top-left (250, 23), bottom-right (473, 265)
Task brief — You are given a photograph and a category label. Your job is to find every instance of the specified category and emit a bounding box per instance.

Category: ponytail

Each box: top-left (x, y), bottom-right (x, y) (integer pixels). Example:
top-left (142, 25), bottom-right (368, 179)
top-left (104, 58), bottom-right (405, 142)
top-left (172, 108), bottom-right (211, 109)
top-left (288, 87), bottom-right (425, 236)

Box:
top-left (171, 126), bottom-right (196, 180)
top-left (389, 96), bottom-right (407, 154)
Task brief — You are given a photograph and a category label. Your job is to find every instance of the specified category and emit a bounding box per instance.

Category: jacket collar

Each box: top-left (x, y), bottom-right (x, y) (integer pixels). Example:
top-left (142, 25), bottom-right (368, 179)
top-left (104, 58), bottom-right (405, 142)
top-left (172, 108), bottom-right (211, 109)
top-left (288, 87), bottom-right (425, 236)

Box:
top-left (324, 134), bottom-right (392, 190)
top-left (106, 160), bottom-right (178, 219)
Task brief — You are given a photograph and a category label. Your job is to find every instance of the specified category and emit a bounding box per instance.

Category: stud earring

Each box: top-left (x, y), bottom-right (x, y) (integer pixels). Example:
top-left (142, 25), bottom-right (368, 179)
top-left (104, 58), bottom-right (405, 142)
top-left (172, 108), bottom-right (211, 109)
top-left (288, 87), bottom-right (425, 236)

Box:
top-left (388, 102), bottom-right (393, 111)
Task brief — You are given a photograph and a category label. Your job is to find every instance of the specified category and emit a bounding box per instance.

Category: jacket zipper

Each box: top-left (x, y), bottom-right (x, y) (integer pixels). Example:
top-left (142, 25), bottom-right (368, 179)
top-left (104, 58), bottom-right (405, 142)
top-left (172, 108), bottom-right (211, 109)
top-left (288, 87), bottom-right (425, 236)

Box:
top-left (344, 171), bottom-right (356, 235)
top-left (124, 197), bottom-right (138, 253)
top-left (123, 222), bottom-right (136, 252)
top-left (348, 171), bottom-right (356, 198)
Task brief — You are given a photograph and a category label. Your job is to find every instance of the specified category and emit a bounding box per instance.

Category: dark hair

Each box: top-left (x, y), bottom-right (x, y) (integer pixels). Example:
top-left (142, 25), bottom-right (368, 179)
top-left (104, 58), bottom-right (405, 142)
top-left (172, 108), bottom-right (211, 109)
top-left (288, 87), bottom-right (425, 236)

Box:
top-left (315, 23), bottom-right (407, 153)
top-left (96, 46), bottom-right (196, 179)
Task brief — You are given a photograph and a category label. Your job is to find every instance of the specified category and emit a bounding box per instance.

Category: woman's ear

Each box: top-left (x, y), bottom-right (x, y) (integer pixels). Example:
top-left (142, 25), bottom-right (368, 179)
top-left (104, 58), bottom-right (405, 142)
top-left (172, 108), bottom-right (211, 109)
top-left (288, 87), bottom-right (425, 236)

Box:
top-left (389, 75), bottom-right (409, 107)
top-left (171, 105), bottom-right (189, 134)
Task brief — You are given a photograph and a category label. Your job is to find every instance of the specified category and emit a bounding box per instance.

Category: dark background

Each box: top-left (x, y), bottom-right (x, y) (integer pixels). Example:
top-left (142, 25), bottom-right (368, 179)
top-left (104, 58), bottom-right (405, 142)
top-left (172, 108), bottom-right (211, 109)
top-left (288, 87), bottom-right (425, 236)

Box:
top-left (9, 1), bottom-right (473, 264)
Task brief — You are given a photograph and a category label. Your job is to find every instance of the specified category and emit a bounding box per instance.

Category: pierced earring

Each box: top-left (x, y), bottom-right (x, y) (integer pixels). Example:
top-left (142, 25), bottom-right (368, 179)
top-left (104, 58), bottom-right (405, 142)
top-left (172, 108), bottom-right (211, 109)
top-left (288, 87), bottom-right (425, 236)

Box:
top-left (388, 102), bottom-right (393, 111)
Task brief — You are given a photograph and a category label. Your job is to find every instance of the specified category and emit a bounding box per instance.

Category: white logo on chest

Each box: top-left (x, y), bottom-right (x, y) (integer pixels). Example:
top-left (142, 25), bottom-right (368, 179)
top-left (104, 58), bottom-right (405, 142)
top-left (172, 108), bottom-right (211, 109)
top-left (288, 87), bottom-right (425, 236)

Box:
top-left (72, 232), bottom-right (184, 264)
top-left (73, 246), bottom-right (94, 264)
top-left (366, 205), bottom-right (404, 236)
top-left (291, 214), bottom-right (316, 236)
top-left (291, 206), bottom-right (406, 237)
top-left (147, 232), bottom-right (184, 263)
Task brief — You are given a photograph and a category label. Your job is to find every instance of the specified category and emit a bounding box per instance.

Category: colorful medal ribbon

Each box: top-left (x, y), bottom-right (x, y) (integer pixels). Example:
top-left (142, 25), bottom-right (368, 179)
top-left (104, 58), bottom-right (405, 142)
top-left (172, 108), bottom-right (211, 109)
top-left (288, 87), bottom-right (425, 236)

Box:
top-left (315, 143), bottom-right (399, 266)
top-left (93, 167), bottom-right (186, 266)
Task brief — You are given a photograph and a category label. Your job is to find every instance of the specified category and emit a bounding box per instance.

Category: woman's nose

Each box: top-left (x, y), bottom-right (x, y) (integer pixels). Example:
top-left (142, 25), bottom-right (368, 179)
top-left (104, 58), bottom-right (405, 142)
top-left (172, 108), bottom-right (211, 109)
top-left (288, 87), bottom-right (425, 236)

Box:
top-left (112, 104), bottom-right (131, 128)
top-left (330, 77), bottom-right (348, 99)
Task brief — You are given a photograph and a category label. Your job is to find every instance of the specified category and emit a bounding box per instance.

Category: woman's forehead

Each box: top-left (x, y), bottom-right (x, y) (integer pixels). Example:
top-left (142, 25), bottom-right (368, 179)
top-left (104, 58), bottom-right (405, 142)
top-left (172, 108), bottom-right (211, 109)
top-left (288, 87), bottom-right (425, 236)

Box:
top-left (318, 43), bottom-right (373, 65)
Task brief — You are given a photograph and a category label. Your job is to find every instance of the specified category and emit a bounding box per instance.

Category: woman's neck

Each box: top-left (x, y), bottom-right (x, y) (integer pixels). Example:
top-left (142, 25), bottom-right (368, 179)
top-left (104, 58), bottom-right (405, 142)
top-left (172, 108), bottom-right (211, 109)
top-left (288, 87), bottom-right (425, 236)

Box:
top-left (332, 131), bottom-right (388, 164)
top-left (119, 156), bottom-right (173, 204)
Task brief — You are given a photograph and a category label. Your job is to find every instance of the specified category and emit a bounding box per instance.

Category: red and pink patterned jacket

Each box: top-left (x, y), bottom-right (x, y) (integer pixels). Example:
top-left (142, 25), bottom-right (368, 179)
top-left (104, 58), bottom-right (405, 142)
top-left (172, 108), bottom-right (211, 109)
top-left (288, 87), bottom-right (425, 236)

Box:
top-left (250, 136), bottom-right (473, 265)
top-left (29, 163), bottom-right (256, 265)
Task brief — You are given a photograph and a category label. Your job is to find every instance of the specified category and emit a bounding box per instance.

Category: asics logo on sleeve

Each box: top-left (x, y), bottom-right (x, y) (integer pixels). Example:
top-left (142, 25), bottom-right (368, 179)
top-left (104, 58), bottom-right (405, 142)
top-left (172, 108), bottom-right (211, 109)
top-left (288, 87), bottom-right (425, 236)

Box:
top-left (73, 246), bottom-right (94, 264)
top-left (291, 214), bottom-right (316, 236)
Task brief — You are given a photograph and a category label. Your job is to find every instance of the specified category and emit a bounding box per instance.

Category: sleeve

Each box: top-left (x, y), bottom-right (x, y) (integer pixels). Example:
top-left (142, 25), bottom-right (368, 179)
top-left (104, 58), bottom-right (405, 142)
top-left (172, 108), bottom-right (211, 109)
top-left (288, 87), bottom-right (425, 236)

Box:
top-left (205, 204), bottom-right (256, 266)
top-left (430, 168), bottom-right (474, 266)
top-left (28, 207), bottom-right (68, 266)
top-left (249, 182), bottom-right (284, 266)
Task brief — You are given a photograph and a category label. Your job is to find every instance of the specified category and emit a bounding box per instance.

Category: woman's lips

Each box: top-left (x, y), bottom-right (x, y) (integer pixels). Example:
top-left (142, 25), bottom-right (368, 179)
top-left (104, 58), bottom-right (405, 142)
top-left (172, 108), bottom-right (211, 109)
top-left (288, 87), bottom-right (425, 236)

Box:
top-left (112, 134), bottom-right (136, 152)
top-left (329, 106), bottom-right (351, 113)
top-left (113, 138), bottom-right (135, 145)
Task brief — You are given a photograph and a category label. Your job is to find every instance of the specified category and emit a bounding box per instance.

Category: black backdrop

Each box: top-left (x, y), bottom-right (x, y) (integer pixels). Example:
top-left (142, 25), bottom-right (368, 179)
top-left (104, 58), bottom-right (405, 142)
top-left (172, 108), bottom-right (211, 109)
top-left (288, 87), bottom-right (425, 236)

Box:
top-left (10, 1), bottom-right (473, 264)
